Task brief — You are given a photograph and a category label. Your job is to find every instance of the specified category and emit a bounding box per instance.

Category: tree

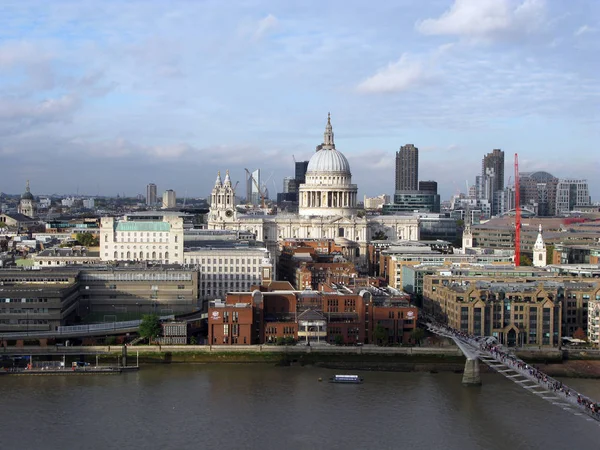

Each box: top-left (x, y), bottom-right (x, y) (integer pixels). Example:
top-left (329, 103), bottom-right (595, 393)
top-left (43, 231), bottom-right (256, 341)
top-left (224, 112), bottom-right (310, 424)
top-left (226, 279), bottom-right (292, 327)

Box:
top-left (284, 336), bottom-right (296, 346)
top-left (75, 233), bottom-right (99, 247)
top-left (373, 325), bottom-right (389, 346)
top-left (519, 255), bottom-right (533, 266)
top-left (139, 314), bottom-right (161, 343)
top-left (276, 336), bottom-right (286, 346)
top-left (372, 230), bottom-right (388, 241)
top-left (410, 328), bottom-right (425, 346)
top-left (546, 245), bottom-right (554, 266)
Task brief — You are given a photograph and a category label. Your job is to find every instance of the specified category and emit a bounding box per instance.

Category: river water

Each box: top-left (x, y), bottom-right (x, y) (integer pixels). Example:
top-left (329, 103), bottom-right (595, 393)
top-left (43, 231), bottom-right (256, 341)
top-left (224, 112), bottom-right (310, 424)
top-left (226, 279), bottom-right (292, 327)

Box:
top-left (1, 365), bottom-right (599, 450)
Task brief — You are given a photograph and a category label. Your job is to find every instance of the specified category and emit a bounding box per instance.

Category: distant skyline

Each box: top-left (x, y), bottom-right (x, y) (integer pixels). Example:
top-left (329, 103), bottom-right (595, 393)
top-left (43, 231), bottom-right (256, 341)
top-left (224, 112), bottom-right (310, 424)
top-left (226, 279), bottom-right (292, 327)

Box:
top-left (1, 0), bottom-right (598, 201)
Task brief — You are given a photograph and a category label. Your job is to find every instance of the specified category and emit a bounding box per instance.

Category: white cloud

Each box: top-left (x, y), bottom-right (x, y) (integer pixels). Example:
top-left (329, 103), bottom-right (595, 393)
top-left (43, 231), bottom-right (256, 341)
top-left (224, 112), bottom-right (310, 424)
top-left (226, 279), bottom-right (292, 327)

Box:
top-left (574, 25), bottom-right (595, 36)
top-left (254, 14), bottom-right (279, 40)
top-left (356, 54), bottom-right (433, 94)
top-left (416, 0), bottom-right (546, 41)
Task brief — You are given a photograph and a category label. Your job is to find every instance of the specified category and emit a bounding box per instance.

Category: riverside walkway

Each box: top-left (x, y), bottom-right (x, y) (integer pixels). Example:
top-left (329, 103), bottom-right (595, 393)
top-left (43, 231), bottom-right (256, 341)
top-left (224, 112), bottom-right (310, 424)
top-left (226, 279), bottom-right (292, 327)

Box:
top-left (427, 322), bottom-right (600, 425)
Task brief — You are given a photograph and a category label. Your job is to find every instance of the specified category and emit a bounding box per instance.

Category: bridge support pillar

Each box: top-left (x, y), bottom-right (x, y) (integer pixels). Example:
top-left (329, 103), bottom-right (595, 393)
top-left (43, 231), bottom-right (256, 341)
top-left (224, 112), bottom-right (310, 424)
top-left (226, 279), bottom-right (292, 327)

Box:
top-left (122, 345), bottom-right (128, 368)
top-left (462, 358), bottom-right (481, 386)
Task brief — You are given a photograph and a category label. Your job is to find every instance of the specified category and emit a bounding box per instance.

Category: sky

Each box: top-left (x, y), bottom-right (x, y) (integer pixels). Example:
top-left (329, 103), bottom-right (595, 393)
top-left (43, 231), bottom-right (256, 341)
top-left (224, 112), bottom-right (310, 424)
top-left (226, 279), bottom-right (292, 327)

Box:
top-left (0, 0), bottom-right (598, 201)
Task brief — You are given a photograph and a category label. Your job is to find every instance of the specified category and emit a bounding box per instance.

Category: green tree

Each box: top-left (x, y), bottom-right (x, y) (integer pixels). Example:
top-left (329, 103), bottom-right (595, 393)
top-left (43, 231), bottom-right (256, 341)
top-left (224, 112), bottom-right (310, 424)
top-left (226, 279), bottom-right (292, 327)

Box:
top-left (0, 221), bottom-right (7, 229)
top-left (546, 245), bottom-right (554, 266)
top-left (334, 334), bottom-right (344, 346)
top-left (139, 314), bottom-right (162, 343)
top-left (284, 336), bottom-right (296, 346)
top-left (410, 328), bottom-right (425, 346)
top-left (374, 324), bottom-right (389, 346)
top-left (519, 254), bottom-right (533, 266)
top-left (76, 233), bottom-right (99, 247)
top-left (276, 336), bottom-right (286, 346)
top-left (372, 230), bottom-right (388, 241)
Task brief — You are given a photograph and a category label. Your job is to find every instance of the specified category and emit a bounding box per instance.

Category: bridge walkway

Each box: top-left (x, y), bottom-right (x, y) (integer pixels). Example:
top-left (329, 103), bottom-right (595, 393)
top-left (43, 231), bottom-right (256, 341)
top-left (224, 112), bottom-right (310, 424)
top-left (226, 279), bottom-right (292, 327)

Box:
top-left (427, 323), bottom-right (600, 425)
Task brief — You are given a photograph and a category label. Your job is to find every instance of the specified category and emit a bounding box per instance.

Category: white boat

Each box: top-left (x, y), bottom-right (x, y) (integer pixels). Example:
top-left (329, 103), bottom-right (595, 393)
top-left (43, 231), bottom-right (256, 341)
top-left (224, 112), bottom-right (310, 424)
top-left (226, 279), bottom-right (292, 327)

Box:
top-left (329, 374), bottom-right (363, 384)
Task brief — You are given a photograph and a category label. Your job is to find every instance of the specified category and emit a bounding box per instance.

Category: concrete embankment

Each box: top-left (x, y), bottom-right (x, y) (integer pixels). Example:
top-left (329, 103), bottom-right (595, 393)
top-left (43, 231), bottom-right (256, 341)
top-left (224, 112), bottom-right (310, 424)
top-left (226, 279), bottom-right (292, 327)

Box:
top-left (83, 345), bottom-right (467, 372)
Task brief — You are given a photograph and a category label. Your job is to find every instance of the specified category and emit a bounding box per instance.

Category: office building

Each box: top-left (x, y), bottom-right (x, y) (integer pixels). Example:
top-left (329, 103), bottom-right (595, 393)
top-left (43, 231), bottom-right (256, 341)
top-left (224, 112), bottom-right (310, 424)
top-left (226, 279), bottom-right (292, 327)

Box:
top-left (162, 189), bottom-right (176, 209)
top-left (418, 181), bottom-right (438, 195)
top-left (295, 161), bottom-right (309, 185)
top-left (519, 171), bottom-right (558, 216)
top-left (246, 169), bottom-right (261, 205)
top-left (364, 194), bottom-right (390, 210)
top-left (146, 183), bottom-right (157, 206)
top-left (482, 149), bottom-right (505, 194)
top-left (395, 144), bottom-right (419, 191)
top-left (555, 179), bottom-right (591, 215)
top-left (100, 212), bottom-right (185, 264)
top-left (423, 277), bottom-right (562, 347)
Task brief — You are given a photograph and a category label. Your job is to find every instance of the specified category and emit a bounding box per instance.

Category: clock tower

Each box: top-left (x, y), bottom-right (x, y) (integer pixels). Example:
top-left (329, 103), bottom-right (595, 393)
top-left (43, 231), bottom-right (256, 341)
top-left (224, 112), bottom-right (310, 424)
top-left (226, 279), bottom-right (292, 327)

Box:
top-left (209, 170), bottom-right (237, 225)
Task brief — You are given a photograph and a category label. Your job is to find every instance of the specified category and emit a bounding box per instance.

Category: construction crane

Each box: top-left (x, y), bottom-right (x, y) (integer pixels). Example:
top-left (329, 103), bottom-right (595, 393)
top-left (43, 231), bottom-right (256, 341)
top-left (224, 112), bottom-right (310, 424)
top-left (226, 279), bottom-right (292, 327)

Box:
top-left (514, 153), bottom-right (521, 267)
top-left (245, 168), bottom-right (266, 208)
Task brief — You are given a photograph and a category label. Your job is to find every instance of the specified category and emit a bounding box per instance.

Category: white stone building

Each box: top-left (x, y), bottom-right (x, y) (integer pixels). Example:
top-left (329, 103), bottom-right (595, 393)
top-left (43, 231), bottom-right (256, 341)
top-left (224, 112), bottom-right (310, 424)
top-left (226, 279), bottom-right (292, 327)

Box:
top-left (207, 115), bottom-right (420, 267)
top-left (18, 181), bottom-right (36, 218)
top-left (533, 225), bottom-right (547, 268)
top-left (100, 213), bottom-right (185, 264)
top-left (184, 247), bottom-right (272, 301)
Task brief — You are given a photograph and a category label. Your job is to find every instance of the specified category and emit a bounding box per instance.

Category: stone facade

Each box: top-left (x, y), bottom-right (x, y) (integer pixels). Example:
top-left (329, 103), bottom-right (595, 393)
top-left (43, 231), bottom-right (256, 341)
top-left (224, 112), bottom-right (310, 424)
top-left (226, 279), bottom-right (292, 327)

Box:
top-left (100, 213), bottom-right (184, 264)
top-left (208, 115), bottom-right (420, 268)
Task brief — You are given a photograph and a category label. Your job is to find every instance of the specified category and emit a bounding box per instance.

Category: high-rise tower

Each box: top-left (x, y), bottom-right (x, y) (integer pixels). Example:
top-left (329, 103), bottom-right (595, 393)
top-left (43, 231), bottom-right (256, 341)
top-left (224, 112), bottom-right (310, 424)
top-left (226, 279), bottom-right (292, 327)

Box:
top-left (482, 149), bottom-right (505, 194)
top-left (395, 144), bottom-right (419, 191)
top-left (146, 183), bottom-right (157, 206)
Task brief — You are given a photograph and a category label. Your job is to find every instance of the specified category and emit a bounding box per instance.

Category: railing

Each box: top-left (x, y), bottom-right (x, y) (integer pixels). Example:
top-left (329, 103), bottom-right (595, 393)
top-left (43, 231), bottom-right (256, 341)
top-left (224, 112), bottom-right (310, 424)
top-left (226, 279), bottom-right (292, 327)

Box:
top-left (0, 315), bottom-right (174, 339)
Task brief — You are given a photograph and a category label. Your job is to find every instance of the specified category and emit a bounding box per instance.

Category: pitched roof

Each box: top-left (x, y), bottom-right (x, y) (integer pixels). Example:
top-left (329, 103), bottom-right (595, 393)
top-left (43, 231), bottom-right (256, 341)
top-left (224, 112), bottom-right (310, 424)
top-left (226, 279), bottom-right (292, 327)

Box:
top-left (297, 309), bottom-right (326, 321)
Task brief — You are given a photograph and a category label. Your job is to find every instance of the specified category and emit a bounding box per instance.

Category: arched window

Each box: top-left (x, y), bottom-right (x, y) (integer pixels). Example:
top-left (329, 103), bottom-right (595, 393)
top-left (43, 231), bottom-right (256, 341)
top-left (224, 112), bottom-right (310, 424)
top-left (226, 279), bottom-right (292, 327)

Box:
top-left (152, 251), bottom-right (156, 259)
top-left (114, 251), bottom-right (118, 259)
top-left (139, 251), bottom-right (143, 259)
top-left (165, 252), bottom-right (169, 260)
top-left (126, 251), bottom-right (130, 259)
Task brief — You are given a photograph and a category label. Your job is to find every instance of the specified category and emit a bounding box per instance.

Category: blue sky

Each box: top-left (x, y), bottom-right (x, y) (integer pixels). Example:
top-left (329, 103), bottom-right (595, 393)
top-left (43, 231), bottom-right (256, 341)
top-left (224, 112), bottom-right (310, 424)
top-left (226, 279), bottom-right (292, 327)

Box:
top-left (0, 0), bottom-right (598, 201)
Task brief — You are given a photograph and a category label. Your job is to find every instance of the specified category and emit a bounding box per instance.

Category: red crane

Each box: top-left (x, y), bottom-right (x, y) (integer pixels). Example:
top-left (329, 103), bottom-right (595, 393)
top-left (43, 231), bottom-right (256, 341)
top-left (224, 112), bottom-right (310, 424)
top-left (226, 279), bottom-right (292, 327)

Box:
top-left (514, 153), bottom-right (521, 267)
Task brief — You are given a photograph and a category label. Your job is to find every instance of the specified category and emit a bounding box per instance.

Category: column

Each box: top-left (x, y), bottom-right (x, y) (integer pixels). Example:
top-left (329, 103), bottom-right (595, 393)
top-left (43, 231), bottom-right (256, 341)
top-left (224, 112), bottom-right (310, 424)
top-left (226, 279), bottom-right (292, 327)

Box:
top-left (462, 358), bottom-right (481, 386)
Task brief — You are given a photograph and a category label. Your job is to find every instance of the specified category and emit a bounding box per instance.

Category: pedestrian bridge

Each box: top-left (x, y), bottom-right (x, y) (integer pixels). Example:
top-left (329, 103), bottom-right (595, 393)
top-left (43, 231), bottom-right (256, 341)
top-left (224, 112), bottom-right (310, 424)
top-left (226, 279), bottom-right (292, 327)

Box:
top-left (0, 315), bottom-right (175, 341)
top-left (426, 323), bottom-right (600, 425)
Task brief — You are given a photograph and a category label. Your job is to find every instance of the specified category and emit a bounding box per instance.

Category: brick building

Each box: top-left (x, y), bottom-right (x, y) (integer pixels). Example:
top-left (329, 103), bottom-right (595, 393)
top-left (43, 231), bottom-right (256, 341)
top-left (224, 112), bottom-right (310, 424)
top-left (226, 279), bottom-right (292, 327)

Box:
top-left (207, 281), bottom-right (418, 346)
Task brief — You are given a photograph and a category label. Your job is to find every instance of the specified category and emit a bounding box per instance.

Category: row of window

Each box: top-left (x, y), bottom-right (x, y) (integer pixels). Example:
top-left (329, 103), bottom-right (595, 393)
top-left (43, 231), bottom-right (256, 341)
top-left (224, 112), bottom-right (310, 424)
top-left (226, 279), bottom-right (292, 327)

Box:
top-left (202, 274), bottom-right (259, 280)
top-left (0, 308), bottom-right (50, 314)
top-left (0, 319), bottom-right (49, 324)
top-left (3, 298), bottom-right (50, 303)
top-left (185, 258), bottom-right (261, 266)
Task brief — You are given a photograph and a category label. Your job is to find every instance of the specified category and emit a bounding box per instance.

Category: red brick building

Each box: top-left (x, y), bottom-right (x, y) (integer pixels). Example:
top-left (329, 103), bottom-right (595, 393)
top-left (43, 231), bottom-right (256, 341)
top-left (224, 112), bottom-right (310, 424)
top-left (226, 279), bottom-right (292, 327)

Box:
top-left (207, 281), bottom-right (418, 346)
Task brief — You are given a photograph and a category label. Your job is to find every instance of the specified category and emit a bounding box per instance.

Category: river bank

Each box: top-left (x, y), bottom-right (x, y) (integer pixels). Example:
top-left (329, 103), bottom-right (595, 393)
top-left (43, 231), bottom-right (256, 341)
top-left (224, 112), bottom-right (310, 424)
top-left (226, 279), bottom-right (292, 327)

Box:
top-left (5, 344), bottom-right (600, 378)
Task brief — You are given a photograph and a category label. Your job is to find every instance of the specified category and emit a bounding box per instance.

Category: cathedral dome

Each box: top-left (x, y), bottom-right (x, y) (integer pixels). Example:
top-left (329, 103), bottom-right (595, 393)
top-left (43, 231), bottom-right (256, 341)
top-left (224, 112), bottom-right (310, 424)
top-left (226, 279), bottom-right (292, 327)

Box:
top-left (21, 181), bottom-right (34, 200)
top-left (307, 148), bottom-right (351, 175)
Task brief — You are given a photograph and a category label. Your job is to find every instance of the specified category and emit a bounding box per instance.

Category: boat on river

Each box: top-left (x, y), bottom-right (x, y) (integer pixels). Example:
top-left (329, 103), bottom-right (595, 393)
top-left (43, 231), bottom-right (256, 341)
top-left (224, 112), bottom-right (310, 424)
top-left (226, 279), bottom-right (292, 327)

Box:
top-left (329, 374), bottom-right (363, 384)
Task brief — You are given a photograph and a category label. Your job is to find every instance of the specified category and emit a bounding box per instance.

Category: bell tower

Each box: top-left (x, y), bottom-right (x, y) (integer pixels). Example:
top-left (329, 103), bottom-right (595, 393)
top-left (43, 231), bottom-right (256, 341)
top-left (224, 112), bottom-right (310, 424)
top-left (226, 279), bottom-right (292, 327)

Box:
top-left (533, 225), bottom-right (547, 267)
top-left (209, 170), bottom-right (237, 226)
